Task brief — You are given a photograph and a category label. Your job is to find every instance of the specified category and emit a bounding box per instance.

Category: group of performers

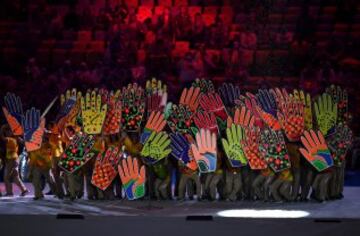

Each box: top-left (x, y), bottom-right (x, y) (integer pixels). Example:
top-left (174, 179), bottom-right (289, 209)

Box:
top-left (0, 78), bottom-right (353, 202)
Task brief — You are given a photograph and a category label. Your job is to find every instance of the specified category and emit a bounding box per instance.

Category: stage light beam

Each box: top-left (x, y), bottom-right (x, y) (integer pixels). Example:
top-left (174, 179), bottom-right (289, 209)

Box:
top-left (217, 209), bottom-right (310, 218)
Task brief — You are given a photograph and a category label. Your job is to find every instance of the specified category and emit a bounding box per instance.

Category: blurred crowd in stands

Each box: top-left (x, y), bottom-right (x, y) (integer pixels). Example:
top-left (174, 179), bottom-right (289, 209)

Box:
top-left (0, 0), bottom-right (360, 144)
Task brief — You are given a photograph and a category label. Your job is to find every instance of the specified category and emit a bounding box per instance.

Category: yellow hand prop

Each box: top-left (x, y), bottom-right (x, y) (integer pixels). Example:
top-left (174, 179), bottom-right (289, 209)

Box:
top-left (81, 91), bottom-right (107, 134)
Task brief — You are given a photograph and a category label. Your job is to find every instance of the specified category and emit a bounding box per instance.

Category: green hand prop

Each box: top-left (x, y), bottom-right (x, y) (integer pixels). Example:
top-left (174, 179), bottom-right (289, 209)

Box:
top-left (141, 131), bottom-right (172, 164)
top-left (314, 93), bottom-right (337, 136)
top-left (222, 124), bottom-right (247, 167)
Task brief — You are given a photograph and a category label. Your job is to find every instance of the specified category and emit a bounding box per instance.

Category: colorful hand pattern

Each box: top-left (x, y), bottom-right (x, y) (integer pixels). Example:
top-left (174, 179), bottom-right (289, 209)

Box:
top-left (191, 129), bottom-right (217, 173)
top-left (300, 130), bottom-right (333, 172)
top-left (222, 124), bottom-right (247, 167)
top-left (118, 156), bottom-right (146, 200)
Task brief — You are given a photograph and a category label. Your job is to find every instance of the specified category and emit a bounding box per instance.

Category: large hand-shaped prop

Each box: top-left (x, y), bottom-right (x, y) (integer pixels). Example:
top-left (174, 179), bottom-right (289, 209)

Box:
top-left (2, 93), bottom-right (24, 135)
top-left (146, 78), bottom-right (167, 115)
top-left (170, 132), bottom-right (198, 170)
top-left (292, 89), bottom-right (312, 130)
top-left (256, 89), bottom-right (281, 130)
top-left (192, 78), bottom-right (215, 93)
top-left (140, 111), bottom-right (166, 144)
top-left (326, 85), bottom-right (349, 124)
top-left (199, 92), bottom-right (228, 122)
top-left (167, 104), bottom-right (197, 136)
top-left (141, 131), bottom-right (171, 164)
top-left (118, 156), bottom-right (146, 200)
top-left (191, 129), bottom-right (217, 173)
top-left (300, 130), bottom-right (333, 172)
top-left (121, 83), bottom-right (145, 132)
top-left (193, 110), bottom-right (218, 135)
top-left (58, 89), bottom-right (82, 129)
top-left (179, 86), bottom-right (201, 112)
top-left (227, 106), bottom-right (255, 128)
top-left (277, 96), bottom-right (305, 141)
top-left (81, 91), bottom-right (107, 134)
top-left (242, 127), bottom-right (267, 170)
top-left (221, 124), bottom-right (247, 167)
top-left (270, 87), bottom-right (289, 107)
top-left (218, 83), bottom-right (241, 108)
top-left (326, 123), bottom-right (352, 167)
top-left (314, 93), bottom-right (337, 136)
top-left (243, 92), bottom-right (264, 127)
top-left (23, 108), bottom-right (45, 152)
top-left (91, 147), bottom-right (123, 190)
top-left (102, 90), bottom-right (122, 135)
top-left (259, 129), bottom-right (291, 172)
top-left (58, 133), bottom-right (97, 173)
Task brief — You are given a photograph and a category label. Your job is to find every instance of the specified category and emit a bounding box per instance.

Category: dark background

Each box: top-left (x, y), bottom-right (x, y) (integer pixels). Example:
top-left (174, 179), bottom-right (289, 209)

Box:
top-left (0, 0), bottom-right (360, 179)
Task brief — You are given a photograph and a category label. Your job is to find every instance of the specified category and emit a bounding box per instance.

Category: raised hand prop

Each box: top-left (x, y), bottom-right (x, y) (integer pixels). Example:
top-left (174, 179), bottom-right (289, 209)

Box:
top-left (170, 133), bottom-right (198, 170)
top-left (300, 130), bottom-right (333, 172)
top-left (23, 108), bottom-right (45, 152)
top-left (221, 124), bottom-right (247, 167)
top-left (81, 91), bottom-right (107, 134)
top-left (259, 129), bottom-right (291, 172)
top-left (191, 129), bottom-right (217, 173)
top-left (2, 93), bottom-right (24, 135)
top-left (118, 156), bottom-right (146, 200)
top-left (121, 83), bottom-right (145, 132)
top-left (91, 147), bottom-right (123, 190)
top-left (314, 93), bottom-right (337, 136)
top-left (58, 133), bottom-right (97, 173)
top-left (141, 131), bottom-right (171, 164)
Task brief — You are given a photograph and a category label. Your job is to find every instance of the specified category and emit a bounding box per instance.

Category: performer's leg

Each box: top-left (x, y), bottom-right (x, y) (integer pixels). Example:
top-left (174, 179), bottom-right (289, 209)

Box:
top-left (104, 184), bottom-right (115, 200)
top-left (76, 174), bottom-right (84, 199)
top-left (32, 168), bottom-right (44, 199)
top-left (329, 167), bottom-right (339, 199)
top-left (252, 174), bottom-right (266, 200)
top-left (280, 181), bottom-right (292, 201)
top-left (84, 171), bottom-right (96, 200)
top-left (301, 168), bottom-right (314, 201)
top-left (178, 174), bottom-right (188, 200)
top-left (154, 178), bottom-right (161, 200)
top-left (52, 165), bottom-right (64, 198)
top-left (229, 172), bottom-right (242, 201)
top-left (270, 177), bottom-right (284, 202)
top-left (318, 172), bottom-right (331, 201)
top-left (190, 173), bottom-right (202, 200)
top-left (114, 177), bottom-right (122, 199)
top-left (4, 161), bottom-right (13, 195)
top-left (338, 161), bottom-right (346, 198)
top-left (187, 180), bottom-right (194, 199)
top-left (10, 160), bottom-right (27, 194)
top-left (291, 168), bottom-right (301, 200)
top-left (43, 169), bottom-right (56, 194)
top-left (311, 173), bottom-right (321, 201)
top-left (62, 172), bottom-right (70, 197)
top-left (242, 167), bottom-right (251, 199)
top-left (97, 188), bottom-right (105, 200)
top-left (263, 175), bottom-right (275, 201)
top-left (209, 173), bottom-right (222, 200)
top-left (203, 173), bottom-right (212, 200)
top-left (67, 173), bottom-right (77, 200)
top-left (225, 170), bottom-right (234, 200)
top-left (159, 178), bottom-right (170, 200)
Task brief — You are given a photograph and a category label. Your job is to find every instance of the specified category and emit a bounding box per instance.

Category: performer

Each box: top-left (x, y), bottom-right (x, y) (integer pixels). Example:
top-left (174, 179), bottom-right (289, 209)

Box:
top-left (177, 160), bottom-right (201, 200)
top-left (48, 122), bottom-right (65, 198)
top-left (0, 124), bottom-right (28, 196)
top-left (28, 140), bottom-right (56, 200)
top-left (224, 150), bottom-right (242, 201)
top-left (152, 158), bottom-right (171, 200)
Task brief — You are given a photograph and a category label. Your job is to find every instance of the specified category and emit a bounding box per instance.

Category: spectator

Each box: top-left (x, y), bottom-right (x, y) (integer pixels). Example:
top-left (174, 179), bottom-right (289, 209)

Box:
top-left (63, 6), bottom-right (80, 30)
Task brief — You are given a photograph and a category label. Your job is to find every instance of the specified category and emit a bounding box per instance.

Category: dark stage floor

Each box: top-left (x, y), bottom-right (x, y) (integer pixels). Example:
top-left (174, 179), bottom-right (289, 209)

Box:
top-left (1, 184), bottom-right (360, 236)
top-left (0, 184), bottom-right (360, 219)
